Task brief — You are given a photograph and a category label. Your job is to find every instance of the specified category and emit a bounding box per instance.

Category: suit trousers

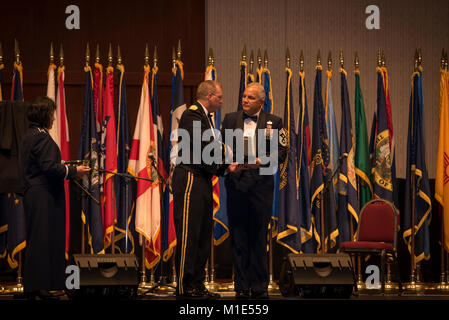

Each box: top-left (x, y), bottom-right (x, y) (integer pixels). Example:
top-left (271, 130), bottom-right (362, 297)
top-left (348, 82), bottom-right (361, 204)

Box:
top-left (173, 166), bottom-right (213, 294)
top-left (225, 170), bottom-right (274, 293)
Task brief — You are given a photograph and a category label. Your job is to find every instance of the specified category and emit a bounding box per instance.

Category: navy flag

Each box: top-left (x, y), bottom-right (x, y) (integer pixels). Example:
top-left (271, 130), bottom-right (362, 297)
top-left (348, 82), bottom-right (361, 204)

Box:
top-left (79, 66), bottom-right (104, 254)
top-left (373, 69), bottom-right (394, 203)
top-left (237, 60), bottom-right (247, 111)
top-left (277, 67), bottom-right (301, 253)
top-left (114, 63), bottom-right (135, 254)
top-left (298, 70), bottom-right (313, 252)
top-left (6, 61), bottom-right (26, 268)
top-left (310, 66), bottom-right (338, 253)
top-left (403, 69), bottom-right (431, 263)
top-left (337, 68), bottom-right (358, 244)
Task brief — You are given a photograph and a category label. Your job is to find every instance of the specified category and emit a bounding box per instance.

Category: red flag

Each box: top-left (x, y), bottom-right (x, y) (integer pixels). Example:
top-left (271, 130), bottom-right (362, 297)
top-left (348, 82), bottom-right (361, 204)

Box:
top-left (102, 66), bottom-right (117, 248)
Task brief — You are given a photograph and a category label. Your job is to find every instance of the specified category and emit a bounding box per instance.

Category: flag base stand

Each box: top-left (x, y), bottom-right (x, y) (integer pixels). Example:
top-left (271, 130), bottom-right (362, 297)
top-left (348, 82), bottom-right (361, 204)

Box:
top-left (432, 282), bottom-right (449, 293)
top-left (218, 281), bottom-right (234, 292)
top-left (268, 280), bottom-right (281, 295)
top-left (403, 281), bottom-right (426, 294)
top-left (1, 283), bottom-right (23, 295)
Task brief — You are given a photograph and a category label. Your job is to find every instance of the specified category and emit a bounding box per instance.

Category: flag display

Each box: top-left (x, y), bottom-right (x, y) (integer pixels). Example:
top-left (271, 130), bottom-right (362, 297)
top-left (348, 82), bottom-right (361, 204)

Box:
top-left (354, 69), bottom-right (372, 210)
top-left (310, 66), bottom-right (338, 253)
top-left (49, 66), bottom-right (71, 259)
top-left (114, 63), bottom-right (134, 254)
top-left (436, 65), bottom-right (449, 251)
top-left (128, 65), bottom-right (160, 269)
top-left (277, 67), bottom-right (301, 253)
top-left (263, 67), bottom-right (274, 114)
top-left (337, 68), bottom-right (358, 244)
top-left (403, 68), bottom-right (431, 262)
top-left (79, 66), bottom-right (104, 254)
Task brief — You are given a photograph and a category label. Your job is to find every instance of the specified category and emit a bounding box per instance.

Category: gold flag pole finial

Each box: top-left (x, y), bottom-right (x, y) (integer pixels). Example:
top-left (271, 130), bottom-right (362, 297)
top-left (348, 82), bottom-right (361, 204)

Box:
top-left (414, 49), bottom-right (419, 71)
top-left (264, 50), bottom-right (268, 68)
top-left (210, 48), bottom-right (214, 67)
top-left (49, 42), bottom-right (54, 64)
top-left (444, 51), bottom-right (448, 71)
top-left (107, 43), bottom-right (113, 67)
top-left (0, 42), bottom-right (3, 65)
top-left (327, 51), bottom-right (332, 70)
top-left (177, 39), bottom-right (182, 61)
top-left (172, 46), bottom-right (176, 67)
top-left (355, 51), bottom-right (359, 71)
top-left (208, 47), bottom-right (213, 66)
top-left (14, 39), bottom-right (20, 64)
top-left (144, 43), bottom-right (149, 67)
top-left (85, 43), bottom-right (90, 67)
top-left (117, 45), bottom-right (122, 65)
top-left (257, 48), bottom-right (262, 69)
top-left (59, 43), bottom-right (64, 66)
top-left (376, 49), bottom-right (381, 67)
top-left (381, 50), bottom-right (386, 67)
top-left (317, 49), bottom-right (321, 67)
top-left (286, 47), bottom-right (291, 68)
top-left (417, 47), bottom-right (422, 66)
top-left (441, 49), bottom-right (445, 69)
top-left (300, 50), bottom-right (304, 72)
top-left (153, 46), bottom-right (158, 69)
top-left (339, 49), bottom-right (344, 68)
top-left (95, 44), bottom-right (100, 64)
top-left (249, 50), bottom-right (254, 73)
top-left (242, 45), bottom-right (247, 62)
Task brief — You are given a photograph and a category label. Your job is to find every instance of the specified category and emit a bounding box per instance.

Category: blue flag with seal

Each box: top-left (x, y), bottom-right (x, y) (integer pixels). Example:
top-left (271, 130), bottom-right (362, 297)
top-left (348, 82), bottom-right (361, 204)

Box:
top-left (310, 65), bottom-right (338, 253)
top-left (403, 69), bottom-right (431, 263)
top-left (337, 68), bottom-right (359, 244)
top-left (114, 63), bottom-right (135, 254)
top-left (79, 66), bottom-right (104, 254)
top-left (277, 67), bottom-right (301, 253)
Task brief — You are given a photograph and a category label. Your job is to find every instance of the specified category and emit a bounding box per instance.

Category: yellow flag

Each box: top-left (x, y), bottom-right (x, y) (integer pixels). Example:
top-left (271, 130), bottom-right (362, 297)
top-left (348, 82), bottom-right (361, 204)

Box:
top-left (435, 69), bottom-right (449, 251)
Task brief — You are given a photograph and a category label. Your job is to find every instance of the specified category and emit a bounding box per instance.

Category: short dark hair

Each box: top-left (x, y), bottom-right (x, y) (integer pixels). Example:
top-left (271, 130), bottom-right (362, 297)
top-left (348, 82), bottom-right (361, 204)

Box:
top-left (27, 96), bottom-right (56, 129)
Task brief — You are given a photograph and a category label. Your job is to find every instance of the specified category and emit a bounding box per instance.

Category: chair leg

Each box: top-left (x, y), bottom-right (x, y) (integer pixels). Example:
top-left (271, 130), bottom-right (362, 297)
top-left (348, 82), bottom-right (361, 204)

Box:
top-left (380, 250), bottom-right (386, 295)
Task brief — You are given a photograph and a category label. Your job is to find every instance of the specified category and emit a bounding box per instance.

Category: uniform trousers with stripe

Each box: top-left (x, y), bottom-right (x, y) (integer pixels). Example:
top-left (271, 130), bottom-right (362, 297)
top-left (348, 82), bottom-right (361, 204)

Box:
top-left (173, 166), bottom-right (213, 294)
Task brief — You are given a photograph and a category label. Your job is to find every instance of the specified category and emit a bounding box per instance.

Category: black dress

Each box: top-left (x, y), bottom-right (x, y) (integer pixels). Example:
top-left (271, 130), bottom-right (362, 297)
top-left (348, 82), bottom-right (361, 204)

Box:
top-left (20, 123), bottom-right (76, 293)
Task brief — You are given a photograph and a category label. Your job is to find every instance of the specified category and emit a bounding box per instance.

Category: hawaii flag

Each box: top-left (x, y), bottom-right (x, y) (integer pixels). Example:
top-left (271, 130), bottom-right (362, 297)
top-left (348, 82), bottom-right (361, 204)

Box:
top-left (48, 65), bottom-right (71, 259)
top-left (128, 65), bottom-right (161, 269)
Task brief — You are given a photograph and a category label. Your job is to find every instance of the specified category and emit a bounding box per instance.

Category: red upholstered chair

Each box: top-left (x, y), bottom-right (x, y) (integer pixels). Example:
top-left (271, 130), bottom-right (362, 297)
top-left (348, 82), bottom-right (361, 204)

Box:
top-left (339, 199), bottom-right (402, 295)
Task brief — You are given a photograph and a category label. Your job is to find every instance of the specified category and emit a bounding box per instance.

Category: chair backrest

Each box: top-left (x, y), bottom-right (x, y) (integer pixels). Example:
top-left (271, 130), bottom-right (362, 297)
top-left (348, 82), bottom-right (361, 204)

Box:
top-left (356, 199), bottom-right (398, 247)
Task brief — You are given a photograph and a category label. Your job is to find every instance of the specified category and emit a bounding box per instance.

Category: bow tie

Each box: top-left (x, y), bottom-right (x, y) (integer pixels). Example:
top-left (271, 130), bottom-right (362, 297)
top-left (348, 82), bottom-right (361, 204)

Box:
top-left (243, 113), bottom-right (258, 122)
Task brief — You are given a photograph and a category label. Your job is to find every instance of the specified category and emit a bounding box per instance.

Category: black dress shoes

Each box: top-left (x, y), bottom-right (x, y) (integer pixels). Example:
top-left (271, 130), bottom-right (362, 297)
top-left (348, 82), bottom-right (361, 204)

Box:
top-left (197, 288), bottom-right (220, 300)
top-left (27, 290), bottom-right (60, 301)
top-left (176, 288), bottom-right (220, 300)
top-left (251, 290), bottom-right (269, 299)
top-left (235, 291), bottom-right (250, 300)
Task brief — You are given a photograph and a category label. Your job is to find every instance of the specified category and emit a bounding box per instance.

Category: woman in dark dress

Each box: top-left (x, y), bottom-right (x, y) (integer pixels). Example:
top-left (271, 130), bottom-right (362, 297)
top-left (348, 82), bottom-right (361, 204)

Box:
top-left (20, 96), bottom-right (90, 299)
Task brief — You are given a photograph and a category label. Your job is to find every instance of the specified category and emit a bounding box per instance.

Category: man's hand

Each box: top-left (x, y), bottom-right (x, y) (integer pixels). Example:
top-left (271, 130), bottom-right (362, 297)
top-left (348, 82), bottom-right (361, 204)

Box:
top-left (76, 165), bottom-right (91, 178)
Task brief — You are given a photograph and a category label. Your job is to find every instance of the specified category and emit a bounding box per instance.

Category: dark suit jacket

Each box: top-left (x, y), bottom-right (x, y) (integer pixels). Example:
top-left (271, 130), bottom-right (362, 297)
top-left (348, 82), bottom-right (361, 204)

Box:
top-left (175, 102), bottom-right (226, 179)
top-left (221, 109), bottom-right (288, 192)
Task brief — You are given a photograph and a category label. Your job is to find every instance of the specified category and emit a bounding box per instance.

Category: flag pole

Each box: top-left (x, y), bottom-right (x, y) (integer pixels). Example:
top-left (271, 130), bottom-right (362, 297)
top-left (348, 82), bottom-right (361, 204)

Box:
top-left (81, 43), bottom-right (90, 255)
top-left (353, 52), bottom-right (365, 290)
top-left (317, 49), bottom-right (327, 254)
top-left (436, 50), bottom-right (449, 292)
top-left (267, 49), bottom-right (279, 294)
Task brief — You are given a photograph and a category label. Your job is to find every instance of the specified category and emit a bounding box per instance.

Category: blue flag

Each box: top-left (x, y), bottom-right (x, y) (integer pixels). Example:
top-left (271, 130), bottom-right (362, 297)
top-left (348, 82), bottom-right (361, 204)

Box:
top-left (403, 70), bottom-right (432, 263)
top-left (114, 64), bottom-right (134, 254)
top-left (79, 66), bottom-right (104, 254)
top-left (373, 70), bottom-right (394, 202)
top-left (310, 66), bottom-right (338, 253)
top-left (277, 67), bottom-right (301, 253)
top-left (6, 62), bottom-right (26, 268)
top-left (297, 71), bottom-right (313, 253)
top-left (337, 69), bottom-right (359, 244)
top-left (325, 69), bottom-right (339, 206)
top-left (263, 68), bottom-right (273, 114)
top-left (237, 61), bottom-right (247, 111)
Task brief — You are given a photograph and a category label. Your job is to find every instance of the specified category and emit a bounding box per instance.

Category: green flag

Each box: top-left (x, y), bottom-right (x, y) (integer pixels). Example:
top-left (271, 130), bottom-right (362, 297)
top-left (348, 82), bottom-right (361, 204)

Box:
top-left (354, 70), bottom-right (372, 209)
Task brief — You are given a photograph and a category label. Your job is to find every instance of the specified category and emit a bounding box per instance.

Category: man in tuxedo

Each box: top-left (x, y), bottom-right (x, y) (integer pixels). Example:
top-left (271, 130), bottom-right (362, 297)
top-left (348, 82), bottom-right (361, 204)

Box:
top-left (172, 80), bottom-right (236, 299)
top-left (221, 82), bottom-right (288, 299)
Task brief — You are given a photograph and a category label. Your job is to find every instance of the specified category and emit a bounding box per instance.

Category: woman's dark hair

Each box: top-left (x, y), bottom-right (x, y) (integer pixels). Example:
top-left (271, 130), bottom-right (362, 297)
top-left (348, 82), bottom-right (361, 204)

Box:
top-left (27, 96), bottom-right (56, 129)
